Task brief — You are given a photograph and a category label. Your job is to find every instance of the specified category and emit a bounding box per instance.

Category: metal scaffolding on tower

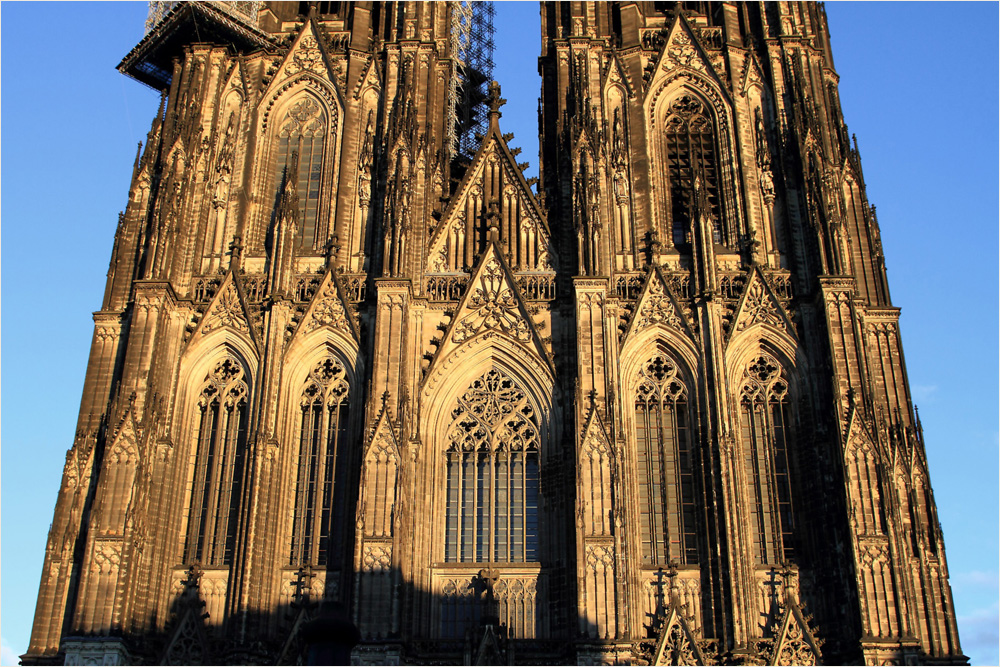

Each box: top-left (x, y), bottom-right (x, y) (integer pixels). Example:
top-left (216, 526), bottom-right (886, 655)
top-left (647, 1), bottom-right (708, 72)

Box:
top-left (447, 1), bottom-right (495, 158)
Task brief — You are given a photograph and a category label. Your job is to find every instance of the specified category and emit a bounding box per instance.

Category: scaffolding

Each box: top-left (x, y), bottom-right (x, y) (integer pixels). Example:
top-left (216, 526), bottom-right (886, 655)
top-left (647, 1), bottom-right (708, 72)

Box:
top-left (145, 1), bottom-right (262, 34)
top-left (447, 1), bottom-right (495, 158)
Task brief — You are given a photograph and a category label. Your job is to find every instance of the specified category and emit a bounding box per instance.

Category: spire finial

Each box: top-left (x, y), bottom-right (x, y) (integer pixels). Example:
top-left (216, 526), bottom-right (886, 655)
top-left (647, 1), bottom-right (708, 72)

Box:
top-left (487, 80), bottom-right (506, 121)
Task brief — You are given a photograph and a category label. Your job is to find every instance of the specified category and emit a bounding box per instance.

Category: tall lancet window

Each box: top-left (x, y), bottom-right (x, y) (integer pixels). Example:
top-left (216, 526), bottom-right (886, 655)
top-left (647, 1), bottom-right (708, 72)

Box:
top-left (289, 356), bottom-right (351, 567)
top-left (185, 358), bottom-right (250, 565)
top-left (739, 353), bottom-right (795, 564)
top-left (664, 95), bottom-right (722, 247)
top-left (275, 96), bottom-right (326, 250)
top-left (444, 369), bottom-right (540, 563)
top-left (634, 354), bottom-right (699, 565)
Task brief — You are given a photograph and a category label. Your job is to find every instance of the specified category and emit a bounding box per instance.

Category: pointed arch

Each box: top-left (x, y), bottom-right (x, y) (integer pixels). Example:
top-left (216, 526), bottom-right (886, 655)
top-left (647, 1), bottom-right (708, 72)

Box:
top-left (728, 342), bottom-right (800, 566)
top-left (646, 69), bottom-right (741, 250)
top-left (253, 72), bottom-right (344, 253)
top-left (423, 342), bottom-right (554, 565)
top-left (279, 334), bottom-right (363, 569)
top-left (621, 338), bottom-right (701, 566)
top-left (178, 350), bottom-right (253, 566)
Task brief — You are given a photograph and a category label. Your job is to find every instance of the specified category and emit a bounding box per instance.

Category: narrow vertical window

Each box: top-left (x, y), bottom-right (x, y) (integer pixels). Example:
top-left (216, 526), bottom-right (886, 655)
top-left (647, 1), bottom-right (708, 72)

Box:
top-left (634, 354), bottom-right (699, 565)
top-left (185, 358), bottom-right (250, 565)
top-left (289, 356), bottom-right (350, 567)
top-left (664, 95), bottom-right (721, 247)
top-left (275, 97), bottom-right (327, 250)
top-left (739, 353), bottom-right (795, 564)
top-left (444, 369), bottom-right (540, 563)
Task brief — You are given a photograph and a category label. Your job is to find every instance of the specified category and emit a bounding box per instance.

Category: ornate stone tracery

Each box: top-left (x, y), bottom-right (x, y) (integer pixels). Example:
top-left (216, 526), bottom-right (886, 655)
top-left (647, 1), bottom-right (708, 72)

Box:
top-left (290, 355), bottom-right (350, 567)
top-left (444, 368), bottom-right (540, 564)
top-left (185, 357), bottom-right (249, 566)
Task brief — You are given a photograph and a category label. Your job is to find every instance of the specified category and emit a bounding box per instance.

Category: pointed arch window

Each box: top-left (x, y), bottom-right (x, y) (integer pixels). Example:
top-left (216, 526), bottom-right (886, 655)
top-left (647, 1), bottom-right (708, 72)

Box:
top-left (444, 369), bottom-right (540, 563)
top-left (739, 353), bottom-right (795, 564)
top-left (664, 95), bottom-right (722, 247)
top-left (185, 358), bottom-right (250, 565)
top-left (289, 356), bottom-right (351, 567)
top-left (634, 354), bottom-right (699, 565)
top-left (275, 96), bottom-right (327, 250)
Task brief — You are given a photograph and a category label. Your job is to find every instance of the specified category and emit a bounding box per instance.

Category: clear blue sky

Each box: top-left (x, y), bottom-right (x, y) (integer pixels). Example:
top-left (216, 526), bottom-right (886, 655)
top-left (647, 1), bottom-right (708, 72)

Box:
top-left (2, 2), bottom-right (996, 664)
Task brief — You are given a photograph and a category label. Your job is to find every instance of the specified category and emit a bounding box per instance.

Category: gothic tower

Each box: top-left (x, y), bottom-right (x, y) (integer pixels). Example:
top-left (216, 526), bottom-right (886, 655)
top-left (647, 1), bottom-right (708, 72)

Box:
top-left (25, 2), bottom-right (965, 665)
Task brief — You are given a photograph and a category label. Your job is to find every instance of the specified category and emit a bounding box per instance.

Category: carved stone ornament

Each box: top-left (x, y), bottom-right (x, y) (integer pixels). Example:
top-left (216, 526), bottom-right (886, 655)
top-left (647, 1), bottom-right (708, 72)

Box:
top-left (735, 277), bottom-right (787, 334)
top-left (664, 30), bottom-right (706, 74)
top-left (637, 279), bottom-right (683, 331)
top-left (362, 544), bottom-right (392, 573)
top-left (286, 36), bottom-right (324, 76)
top-left (200, 280), bottom-right (249, 335)
top-left (453, 257), bottom-right (532, 344)
top-left (306, 280), bottom-right (351, 333)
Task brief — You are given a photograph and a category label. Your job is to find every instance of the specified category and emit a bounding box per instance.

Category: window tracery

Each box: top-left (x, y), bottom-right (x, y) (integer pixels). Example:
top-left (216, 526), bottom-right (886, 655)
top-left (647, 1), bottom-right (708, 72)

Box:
top-left (739, 353), bottom-right (795, 564)
top-left (289, 356), bottom-right (350, 566)
top-left (634, 354), bottom-right (698, 565)
top-left (184, 358), bottom-right (249, 565)
top-left (664, 95), bottom-right (722, 248)
top-left (275, 96), bottom-right (327, 250)
top-left (444, 369), bottom-right (540, 563)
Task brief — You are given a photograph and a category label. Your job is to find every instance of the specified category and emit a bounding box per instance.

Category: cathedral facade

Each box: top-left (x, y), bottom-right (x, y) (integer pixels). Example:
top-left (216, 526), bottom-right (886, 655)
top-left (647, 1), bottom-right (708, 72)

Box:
top-left (25, 2), bottom-right (965, 665)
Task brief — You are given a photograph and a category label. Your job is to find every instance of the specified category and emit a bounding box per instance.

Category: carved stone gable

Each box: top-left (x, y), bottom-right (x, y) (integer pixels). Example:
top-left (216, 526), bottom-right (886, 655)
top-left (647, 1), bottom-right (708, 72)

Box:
top-left (772, 603), bottom-right (822, 666)
top-left (646, 14), bottom-right (727, 97)
top-left (193, 272), bottom-right (257, 346)
top-left (426, 122), bottom-right (553, 274)
top-left (291, 270), bottom-right (359, 343)
top-left (729, 267), bottom-right (794, 341)
top-left (428, 244), bottom-right (552, 379)
top-left (650, 607), bottom-right (705, 666)
top-left (621, 266), bottom-right (693, 345)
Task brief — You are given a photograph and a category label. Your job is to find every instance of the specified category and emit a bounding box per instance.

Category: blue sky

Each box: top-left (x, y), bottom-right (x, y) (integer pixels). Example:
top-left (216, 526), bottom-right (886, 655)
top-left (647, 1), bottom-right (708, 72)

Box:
top-left (2, 2), bottom-right (997, 664)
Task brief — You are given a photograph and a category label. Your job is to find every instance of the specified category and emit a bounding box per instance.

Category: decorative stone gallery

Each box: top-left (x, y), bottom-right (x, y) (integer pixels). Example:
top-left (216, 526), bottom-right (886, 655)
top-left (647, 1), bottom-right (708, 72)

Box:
top-left (25, 2), bottom-right (966, 665)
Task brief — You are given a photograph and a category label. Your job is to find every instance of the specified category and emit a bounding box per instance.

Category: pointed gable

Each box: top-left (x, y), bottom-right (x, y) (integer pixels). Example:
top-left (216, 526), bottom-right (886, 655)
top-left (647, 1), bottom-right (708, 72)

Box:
top-left (739, 49), bottom-right (768, 96)
top-left (729, 266), bottom-right (795, 340)
top-left (259, 18), bottom-right (343, 134)
top-left (602, 51), bottom-right (635, 100)
top-left (645, 13), bottom-right (730, 102)
top-left (579, 409), bottom-right (615, 538)
top-left (771, 601), bottom-right (822, 666)
top-left (651, 606), bottom-right (705, 666)
top-left (352, 55), bottom-right (382, 100)
top-left (271, 19), bottom-right (334, 86)
top-left (426, 103), bottom-right (554, 275)
top-left (289, 269), bottom-right (360, 344)
top-left (192, 271), bottom-right (259, 348)
top-left (621, 265), bottom-right (694, 345)
top-left (428, 243), bottom-right (553, 376)
top-left (107, 407), bottom-right (140, 466)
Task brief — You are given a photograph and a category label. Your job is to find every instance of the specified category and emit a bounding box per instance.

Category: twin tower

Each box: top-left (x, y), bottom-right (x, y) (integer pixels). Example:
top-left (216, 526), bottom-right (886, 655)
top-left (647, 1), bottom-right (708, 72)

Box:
top-left (26, 2), bottom-right (965, 665)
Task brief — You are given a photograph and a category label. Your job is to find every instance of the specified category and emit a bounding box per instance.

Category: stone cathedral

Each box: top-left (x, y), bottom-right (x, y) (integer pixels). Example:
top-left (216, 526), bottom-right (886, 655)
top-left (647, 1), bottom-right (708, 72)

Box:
top-left (25, 2), bottom-right (966, 665)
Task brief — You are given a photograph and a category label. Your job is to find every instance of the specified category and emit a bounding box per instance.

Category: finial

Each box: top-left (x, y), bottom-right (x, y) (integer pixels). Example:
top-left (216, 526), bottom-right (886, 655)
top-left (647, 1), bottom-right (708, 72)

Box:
top-left (229, 235), bottom-right (243, 265)
top-left (486, 81), bottom-right (506, 121)
top-left (325, 234), bottom-right (340, 268)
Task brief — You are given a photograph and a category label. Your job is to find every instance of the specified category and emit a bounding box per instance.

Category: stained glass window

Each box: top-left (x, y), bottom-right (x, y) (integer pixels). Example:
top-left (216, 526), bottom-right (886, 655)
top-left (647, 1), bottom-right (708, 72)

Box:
top-left (185, 358), bottom-right (249, 565)
top-left (739, 353), bottom-right (795, 564)
top-left (275, 97), bottom-right (326, 250)
top-left (289, 356), bottom-right (350, 566)
top-left (664, 95), bottom-right (722, 247)
top-left (444, 369), bottom-right (540, 563)
top-left (634, 354), bottom-right (699, 565)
